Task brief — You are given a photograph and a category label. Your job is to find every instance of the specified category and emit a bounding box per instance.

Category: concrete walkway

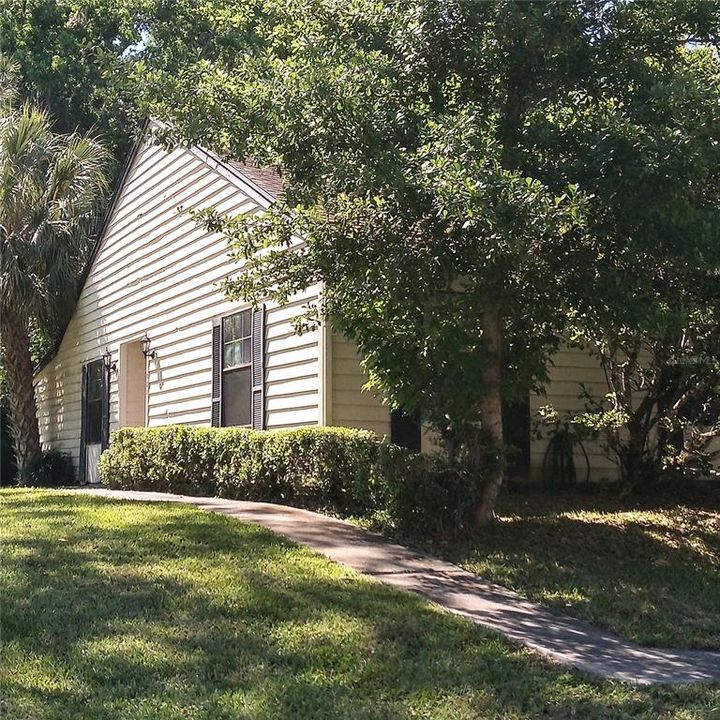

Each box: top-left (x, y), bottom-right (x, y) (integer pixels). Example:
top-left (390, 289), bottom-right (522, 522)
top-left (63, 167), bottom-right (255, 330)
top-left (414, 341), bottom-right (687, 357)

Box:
top-left (66, 488), bottom-right (720, 686)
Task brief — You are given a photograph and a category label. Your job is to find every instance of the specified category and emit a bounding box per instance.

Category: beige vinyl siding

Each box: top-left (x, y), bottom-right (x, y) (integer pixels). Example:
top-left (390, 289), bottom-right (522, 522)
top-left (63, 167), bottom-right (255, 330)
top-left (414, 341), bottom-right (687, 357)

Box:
top-left (330, 334), bottom-right (391, 437)
top-left (530, 345), bottom-right (619, 481)
top-left (35, 138), bottom-right (320, 469)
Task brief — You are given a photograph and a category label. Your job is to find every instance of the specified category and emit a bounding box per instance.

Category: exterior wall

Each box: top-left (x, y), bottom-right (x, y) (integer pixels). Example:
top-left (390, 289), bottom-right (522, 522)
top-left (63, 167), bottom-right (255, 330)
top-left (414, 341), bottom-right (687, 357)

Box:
top-left (330, 334), bottom-right (391, 438)
top-left (34, 138), bottom-right (321, 470)
top-left (530, 345), bottom-right (619, 481)
top-left (326, 337), bottom-right (620, 478)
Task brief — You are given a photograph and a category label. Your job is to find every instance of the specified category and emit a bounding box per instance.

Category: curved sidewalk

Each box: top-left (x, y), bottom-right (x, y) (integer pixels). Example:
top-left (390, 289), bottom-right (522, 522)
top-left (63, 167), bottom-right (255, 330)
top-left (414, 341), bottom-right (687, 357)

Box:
top-left (66, 488), bottom-right (720, 686)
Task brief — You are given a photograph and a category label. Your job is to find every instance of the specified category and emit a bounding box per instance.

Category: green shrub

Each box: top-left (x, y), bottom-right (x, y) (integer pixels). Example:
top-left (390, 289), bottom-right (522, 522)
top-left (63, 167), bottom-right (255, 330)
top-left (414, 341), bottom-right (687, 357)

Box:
top-left (99, 425), bottom-right (483, 536)
top-left (100, 426), bottom-right (410, 515)
top-left (99, 426), bottom-right (249, 496)
top-left (387, 456), bottom-right (485, 538)
top-left (215, 427), bottom-right (409, 514)
top-left (21, 449), bottom-right (75, 487)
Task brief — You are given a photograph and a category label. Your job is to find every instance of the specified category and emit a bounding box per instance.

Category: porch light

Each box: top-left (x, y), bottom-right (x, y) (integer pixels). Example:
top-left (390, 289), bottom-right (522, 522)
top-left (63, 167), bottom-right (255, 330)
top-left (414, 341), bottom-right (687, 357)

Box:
top-left (102, 347), bottom-right (117, 373)
top-left (141, 332), bottom-right (156, 360)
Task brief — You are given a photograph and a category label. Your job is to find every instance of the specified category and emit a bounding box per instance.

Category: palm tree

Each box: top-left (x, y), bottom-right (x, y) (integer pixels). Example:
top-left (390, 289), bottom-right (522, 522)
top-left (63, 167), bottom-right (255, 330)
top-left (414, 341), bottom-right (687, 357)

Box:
top-left (0, 55), bottom-right (109, 480)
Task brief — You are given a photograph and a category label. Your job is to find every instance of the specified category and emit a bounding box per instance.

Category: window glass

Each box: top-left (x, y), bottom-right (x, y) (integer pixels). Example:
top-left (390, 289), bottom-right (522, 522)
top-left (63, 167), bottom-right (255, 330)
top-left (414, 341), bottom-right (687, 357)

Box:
top-left (223, 310), bottom-right (251, 369)
top-left (222, 309), bottom-right (253, 425)
top-left (222, 367), bottom-right (251, 426)
top-left (87, 360), bottom-right (103, 402)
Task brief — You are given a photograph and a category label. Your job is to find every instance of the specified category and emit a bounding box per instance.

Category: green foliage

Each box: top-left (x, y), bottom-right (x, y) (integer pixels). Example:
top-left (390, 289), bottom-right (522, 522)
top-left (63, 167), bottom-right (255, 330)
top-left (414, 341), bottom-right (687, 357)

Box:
top-left (0, 56), bottom-right (110, 472)
top-left (141, 0), bottom-right (594, 472)
top-left (141, 0), bottom-right (720, 499)
top-left (20, 449), bottom-right (75, 487)
top-left (215, 426), bottom-right (410, 514)
top-left (0, 57), bottom-right (111, 331)
top-left (390, 455), bottom-right (485, 538)
top-left (99, 425), bottom-right (232, 496)
top-left (0, 0), bottom-right (152, 160)
top-left (519, 14), bottom-right (720, 486)
top-left (99, 425), bottom-right (409, 514)
top-left (99, 425), bottom-right (481, 537)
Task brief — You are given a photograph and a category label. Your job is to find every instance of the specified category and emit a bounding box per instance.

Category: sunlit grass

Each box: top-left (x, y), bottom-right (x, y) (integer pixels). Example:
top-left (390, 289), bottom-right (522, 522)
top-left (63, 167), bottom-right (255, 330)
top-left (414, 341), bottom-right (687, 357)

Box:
top-left (1, 489), bottom-right (719, 719)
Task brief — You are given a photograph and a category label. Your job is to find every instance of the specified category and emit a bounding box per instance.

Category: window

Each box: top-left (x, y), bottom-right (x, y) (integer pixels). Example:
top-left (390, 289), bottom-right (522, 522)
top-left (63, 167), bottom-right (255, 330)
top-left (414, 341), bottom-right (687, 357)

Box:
top-left (390, 409), bottom-right (421, 452)
top-left (222, 309), bottom-right (252, 426)
top-left (85, 359), bottom-right (104, 444)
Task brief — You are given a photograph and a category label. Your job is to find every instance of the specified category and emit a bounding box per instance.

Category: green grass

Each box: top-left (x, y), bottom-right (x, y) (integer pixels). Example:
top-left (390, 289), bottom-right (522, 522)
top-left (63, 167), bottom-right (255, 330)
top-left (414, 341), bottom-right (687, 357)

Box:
top-left (1, 490), bottom-right (719, 719)
top-left (409, 489), bottom-right (720, 650)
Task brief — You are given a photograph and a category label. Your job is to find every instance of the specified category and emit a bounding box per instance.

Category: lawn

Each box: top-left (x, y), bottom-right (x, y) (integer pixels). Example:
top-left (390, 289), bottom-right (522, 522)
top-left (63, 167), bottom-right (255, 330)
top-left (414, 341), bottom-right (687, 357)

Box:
top-left (1, 490), bottom-right (719, 720)
top-left (414, 488), bottom-right (720, 650)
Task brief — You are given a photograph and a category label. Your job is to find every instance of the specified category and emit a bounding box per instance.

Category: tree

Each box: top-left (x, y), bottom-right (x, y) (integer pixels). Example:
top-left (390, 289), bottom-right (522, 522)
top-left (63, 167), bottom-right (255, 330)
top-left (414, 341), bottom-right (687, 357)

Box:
top-left (0, 56), bottom-right (109, 479)
top-left (521, 11), bottom-right (720, 486)
top-left (0, 0), bottom-right (153, 161)
top-left (142, 0), bottom-right (720, 519)
top-left (144, 0), bottom-right (594, 524)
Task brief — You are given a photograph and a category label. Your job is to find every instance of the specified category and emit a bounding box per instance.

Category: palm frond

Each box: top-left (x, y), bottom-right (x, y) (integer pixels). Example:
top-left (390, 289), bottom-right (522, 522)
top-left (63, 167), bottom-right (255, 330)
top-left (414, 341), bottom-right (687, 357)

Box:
top-left (0, 54), bottom-right (20, 114)
top-left (0, 92), bottom-right (110, 331)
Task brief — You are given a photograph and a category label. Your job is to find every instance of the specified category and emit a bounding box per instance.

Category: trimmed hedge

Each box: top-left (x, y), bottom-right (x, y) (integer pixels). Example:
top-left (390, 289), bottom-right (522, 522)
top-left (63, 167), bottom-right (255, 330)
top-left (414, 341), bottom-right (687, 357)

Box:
top-left (99, 425), bottom-right (483, 536)
top-left (100, 426), bottom-right (412, 514)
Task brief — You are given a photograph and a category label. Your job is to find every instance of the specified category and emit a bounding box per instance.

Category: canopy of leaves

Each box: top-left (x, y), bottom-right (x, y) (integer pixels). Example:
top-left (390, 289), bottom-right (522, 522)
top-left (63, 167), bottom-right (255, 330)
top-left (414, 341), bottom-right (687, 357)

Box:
top-left (141, 1), bottom-right (598, 439)
top-left (142, 0), bottom-right (720, 454)
top-left (0, 0), bottom-right (153, 162)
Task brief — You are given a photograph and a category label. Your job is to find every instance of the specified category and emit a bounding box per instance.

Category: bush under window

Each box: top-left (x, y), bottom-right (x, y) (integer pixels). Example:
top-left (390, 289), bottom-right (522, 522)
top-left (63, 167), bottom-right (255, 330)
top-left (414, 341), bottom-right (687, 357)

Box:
top-left (99, 425), bottom-right (483, 537)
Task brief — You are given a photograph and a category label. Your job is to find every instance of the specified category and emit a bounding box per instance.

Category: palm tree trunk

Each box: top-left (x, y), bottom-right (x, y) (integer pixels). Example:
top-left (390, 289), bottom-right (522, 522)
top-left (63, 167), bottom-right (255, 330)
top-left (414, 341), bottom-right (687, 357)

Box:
top-left (475, 301), bottom-right (504, 526)
top-left (1, 306), bottom-right (42, 478)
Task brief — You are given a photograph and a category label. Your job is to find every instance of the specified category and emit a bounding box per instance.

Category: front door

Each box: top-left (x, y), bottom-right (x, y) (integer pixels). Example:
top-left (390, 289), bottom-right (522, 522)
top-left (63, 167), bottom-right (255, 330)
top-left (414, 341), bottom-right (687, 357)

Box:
top-left (81, 359), bottom-right (109, 484)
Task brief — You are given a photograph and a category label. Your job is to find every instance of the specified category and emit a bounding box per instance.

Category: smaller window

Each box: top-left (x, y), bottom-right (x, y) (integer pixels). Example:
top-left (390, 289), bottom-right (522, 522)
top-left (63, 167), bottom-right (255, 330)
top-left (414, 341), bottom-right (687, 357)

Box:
top-left (223, 310), bottom-right (252, 368)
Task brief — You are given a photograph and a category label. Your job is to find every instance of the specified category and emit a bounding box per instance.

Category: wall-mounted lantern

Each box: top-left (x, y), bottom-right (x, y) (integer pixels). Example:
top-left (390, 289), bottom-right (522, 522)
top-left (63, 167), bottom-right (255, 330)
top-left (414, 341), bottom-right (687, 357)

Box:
top-left (102, 347), bottom-right (117, 373)
top-left (141, 332), bottom-right (156, 360)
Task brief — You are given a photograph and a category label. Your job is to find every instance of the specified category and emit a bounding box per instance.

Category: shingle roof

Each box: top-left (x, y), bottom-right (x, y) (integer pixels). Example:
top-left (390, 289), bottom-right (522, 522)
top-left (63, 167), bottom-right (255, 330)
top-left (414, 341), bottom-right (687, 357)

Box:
top-left (227, 160), bottom-right (284, 200)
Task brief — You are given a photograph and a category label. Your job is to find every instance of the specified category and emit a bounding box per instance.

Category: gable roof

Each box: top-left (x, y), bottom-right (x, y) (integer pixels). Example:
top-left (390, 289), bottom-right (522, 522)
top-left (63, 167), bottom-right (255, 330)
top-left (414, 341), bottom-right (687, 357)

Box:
top-left (228, 160), bottom-right (283, 199)
top-left (35, 121), bottom-right (280, 374)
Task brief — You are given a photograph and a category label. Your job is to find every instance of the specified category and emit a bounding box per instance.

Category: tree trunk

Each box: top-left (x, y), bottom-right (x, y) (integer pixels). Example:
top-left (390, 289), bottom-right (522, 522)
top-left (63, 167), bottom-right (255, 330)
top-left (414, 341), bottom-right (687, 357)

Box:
top-left (475, 301), bottom-right (504, 526)
top-left (0, 306), bottom-right (42, 479)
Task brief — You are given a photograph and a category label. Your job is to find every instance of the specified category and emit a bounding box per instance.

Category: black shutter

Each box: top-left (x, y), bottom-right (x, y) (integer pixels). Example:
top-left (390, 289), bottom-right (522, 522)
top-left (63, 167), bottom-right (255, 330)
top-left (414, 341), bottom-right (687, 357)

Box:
top-left (211, 319), bottom-right (222, 427)
top-left (100, 360), bottom-right (110, 450)
top-left (78, 364), bottom-right (88, 484)
top-left (251, 305), bottom-right (265, 430)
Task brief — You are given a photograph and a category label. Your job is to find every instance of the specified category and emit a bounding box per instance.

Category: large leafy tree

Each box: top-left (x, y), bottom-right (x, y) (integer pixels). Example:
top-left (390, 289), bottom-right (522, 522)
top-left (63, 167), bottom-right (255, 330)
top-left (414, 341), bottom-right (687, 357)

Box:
top-left (0, 56), bottom-right (109, 478)
top-left (142, 0), bottom-right (720, 519)
top-left (144, 0), bottom-right (591, 523)
top-left (523, 11), bottom-right (720, 486)
top-left (0, 0), bottom-right (153, 160)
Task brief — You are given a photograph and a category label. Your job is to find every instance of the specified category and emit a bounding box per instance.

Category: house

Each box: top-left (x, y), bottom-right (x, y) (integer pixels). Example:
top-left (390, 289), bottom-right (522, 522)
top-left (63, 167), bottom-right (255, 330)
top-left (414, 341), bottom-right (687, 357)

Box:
top-left (34, 122), bottom-right (617, 483)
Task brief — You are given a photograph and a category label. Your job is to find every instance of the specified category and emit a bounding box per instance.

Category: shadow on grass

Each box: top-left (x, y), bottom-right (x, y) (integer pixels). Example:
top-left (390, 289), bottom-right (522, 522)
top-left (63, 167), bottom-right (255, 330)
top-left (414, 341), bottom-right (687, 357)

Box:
top-left (1, 490), bottom-right (717, 720)
top-left (434, 489), bottom-right (720, 649)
